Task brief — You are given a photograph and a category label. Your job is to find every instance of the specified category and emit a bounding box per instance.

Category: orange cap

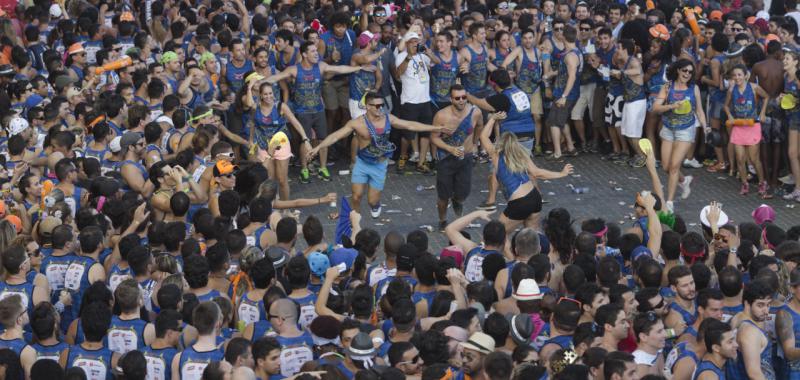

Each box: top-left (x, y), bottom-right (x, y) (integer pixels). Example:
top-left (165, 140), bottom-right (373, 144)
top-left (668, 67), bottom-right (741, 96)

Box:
top-left (67, 42), bottom-right (85, 55)
top-left (0, 200), bottom-right (5, 217)
top-left (709, 10), bottom-right (723, 21)
top-left (765, 34), bottom-right (781, 44)
top-left (746, 16), bottom-right (756, 25)
top-left (120, 11), bottom-right (135, 22)
top-left (4, 215), bottom-right (21, 234)
top-left (649, 24), bottom-right (670, 41)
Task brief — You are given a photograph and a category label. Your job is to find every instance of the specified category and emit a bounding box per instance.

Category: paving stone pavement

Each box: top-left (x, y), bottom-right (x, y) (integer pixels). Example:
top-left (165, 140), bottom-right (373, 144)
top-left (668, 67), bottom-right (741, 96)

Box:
top-left (286, 154), bottom-right (800, 252)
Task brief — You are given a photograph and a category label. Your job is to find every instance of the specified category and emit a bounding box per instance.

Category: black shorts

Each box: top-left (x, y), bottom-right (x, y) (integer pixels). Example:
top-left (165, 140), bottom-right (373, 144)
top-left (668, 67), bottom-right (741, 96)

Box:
top-left (436, 154), bottom-right (473, 201)
top-left (503, 188), bottom-right (543, 220)
top-left (399, 102), bottom-right (434, 140)
top-left (296, 111), bottom-right (328, 140)
top-left (546, 99), bottom-right (577, 128)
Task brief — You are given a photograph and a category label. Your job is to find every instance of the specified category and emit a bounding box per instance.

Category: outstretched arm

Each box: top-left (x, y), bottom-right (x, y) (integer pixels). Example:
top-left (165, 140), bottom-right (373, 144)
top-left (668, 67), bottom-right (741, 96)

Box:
top-left (321, 62), bottom-right (372, 75)
top-left (264, 66), bottom-right (296, 84)
top-left (444, 210), bottom-right (494, 253)
top-left (388, 114), bottom-right (449, 133)
top-left (307, 121), bottom-right (356, 159)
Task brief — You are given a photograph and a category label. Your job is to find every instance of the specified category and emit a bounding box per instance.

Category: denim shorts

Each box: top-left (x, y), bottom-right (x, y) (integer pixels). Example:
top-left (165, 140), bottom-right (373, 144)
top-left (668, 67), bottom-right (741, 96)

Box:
top-left (660, 126), bottom-right (696, 142)
top-left (352, 156), bottom-right (389, 190)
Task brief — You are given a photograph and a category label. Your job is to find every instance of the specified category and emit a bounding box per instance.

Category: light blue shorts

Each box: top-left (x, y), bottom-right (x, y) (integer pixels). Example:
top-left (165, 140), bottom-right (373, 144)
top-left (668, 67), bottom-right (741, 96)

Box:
top-left (352, 157), bottom-right (389, 190)
top-left (660, 126), bottom-right (696, 142)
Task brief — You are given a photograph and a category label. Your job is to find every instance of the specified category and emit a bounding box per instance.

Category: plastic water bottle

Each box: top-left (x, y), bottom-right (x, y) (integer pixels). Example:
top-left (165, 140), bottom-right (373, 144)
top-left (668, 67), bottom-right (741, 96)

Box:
top-left (416, 185), bottom-right (425, 192)
top-left (572, 187), bottom-right (589, 194)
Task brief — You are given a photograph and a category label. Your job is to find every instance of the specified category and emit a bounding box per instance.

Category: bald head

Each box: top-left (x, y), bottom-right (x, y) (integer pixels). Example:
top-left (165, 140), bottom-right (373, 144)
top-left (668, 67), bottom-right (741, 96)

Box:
top-left (270, 298), bottom-right (299, 323)
top-left (232, 366), bottom-right (256, 380)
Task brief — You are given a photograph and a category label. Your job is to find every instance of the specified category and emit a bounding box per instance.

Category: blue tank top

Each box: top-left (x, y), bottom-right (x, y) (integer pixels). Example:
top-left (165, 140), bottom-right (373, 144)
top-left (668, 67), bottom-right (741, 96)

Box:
top-left (709, 56), bottom-right (727, 103)
top-left (663, 84), bottom-right (697, 130)
top-left (553, 48), bottom-right (582, 101)
top-left (496, 154), bottom-right (530, 199)
top-left (437, 107), bottom-right (475, 160)
top-left (40, 252), bottom-right (76, 304)
top-left (544, 334), bottom-right (573, 350)
top-left (647, 64), bottom-right (668, 99)
top-left (31, 341), bottom-right (68, 362)
top-left (464, 45), bottom-right (489, 95)
top-left (276, 48), bottom-right (298, 72)
top-left (253, 103), bottom-right (287, 150)
top-left (463, 247), bottom-right (502, 282)
top-left (289, 293), bottom-right (318, 330)
top-left (291, 63), bottom-right (324, 114)
top-left (71, 65), bottom-right (85, 83)
top-left (722, 304), bottom-right (743, 323)
top-left (500, 86), bottom-right (535, 134)
top-left (357, 115), bottom-right (395, 164)
top-left (67, 344), bottom-right (115, 380)
top-left (253, 224), bottom-right (271, 250)
top-left (146, 144), bottom-right (164, 161)
top-left (726, 320), bottom-right (775, 380)
top-left (375, 275), bottom-right (418, 299)
top-left (731, 83), bottom-right (757, 119)
top-left (493, 47), bottom-right (510, 69)
top-left (781, 304), bottom-right (800, 376)
top-left (142, 346), bottom-right (179, 380)
top-left (237, 292), bottom-right (267, 326)
top-left (0, 337), bottom-right (27, 355)
top-left (431, 50), bottom-right (459, 104)
top-left (503, 261), bottom-right (518, 298)
top-left (64, 255), bottom-right (99, 321)
top-left (517, 47), bottom-right (542, 95)
top-left (411, 290), bottom-right (436, 314)
top-left (349, 62), bottom-right (376, 101)
top-left (785, 76), bottom-right (800, 120)
top-left (549, 37), bottom-right (564, 71)
top-left (84, 146), bottom-right (108, 162)
top-left (670, 301), bottom-right (697, 326)
top-left (252, 320), bottom-right (274, 339)
top-left (321, 30), bottom-right (356, 74)
top-left (108, 316), bottom-right (148, 354)
top-left (196, 289), bottom-right (222, 303)
top-left (108, 264), bottom-right (132, 292)
top-left (225, 59), bottom-right (254, 93)
top-left (274, 333), bottom-right (316, 377)
top-left (0, 280), bottom-right (35, 316)
top-left (178, 345), bottom-right (225, 380)
top-left (694, 359), bottom-right (726, 380)
top-left (622, 57), bottom-right (646, 102)
top-left (122, 160), bottom-right (149, 191)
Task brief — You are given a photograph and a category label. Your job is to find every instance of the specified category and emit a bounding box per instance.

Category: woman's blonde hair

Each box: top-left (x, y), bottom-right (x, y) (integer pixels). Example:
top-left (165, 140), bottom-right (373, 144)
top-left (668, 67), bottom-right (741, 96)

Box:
top-left (155, 254), bottom-right (178, 275)
top-left (495, 132), bottom-right (530, 174)
top-left (162, 273), bottom-right (185, 292)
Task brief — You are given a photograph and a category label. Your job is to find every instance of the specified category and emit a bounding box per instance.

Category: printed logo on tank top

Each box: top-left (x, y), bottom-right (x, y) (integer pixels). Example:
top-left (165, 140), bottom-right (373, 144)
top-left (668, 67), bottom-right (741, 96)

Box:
top-left (0, 290), bottom-right (29, 309)
top-left (64, 261), bottom-right (88, 291)
top-left (73, 356), bottom-right (108, 380)
top-left (145, 354), bottom-right (168, 380)
top-left (109, 325), bottom-right (139, 354)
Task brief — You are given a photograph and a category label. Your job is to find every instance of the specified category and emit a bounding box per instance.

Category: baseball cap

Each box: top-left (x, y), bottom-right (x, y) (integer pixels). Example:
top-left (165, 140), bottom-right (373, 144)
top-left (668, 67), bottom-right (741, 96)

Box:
top-left (66, 87), bottom-right (83, 99)
top-left (120, 132), bottom-right (143, 152)
top-left (631, 246), bottom-right (653, 262)
top-left (403, 32), bottom-right (421, 42)
top-left (709, 10), bottom-right (723, 21)
top-left (513, 279), bottom-right (542, 301)
top-left (752, 204), bottom-right (776, 226)
top-left (49, 3), bottom-right (62, 18)
top-left (8, 117), bottom-right (29, 137)
top-left (0, 65), bottom-right (14, 76)
top-left (120, 11), bottom-right (135, 22)
top-left (198, 52), bottom-right (216, 68)
top-left (357, 31), bottom-right (380, 48)
top-left (54, 75), bottom-right (75, 89)
top-left (67, 43), bottom-right (85, 55)
top-left (308, 252), bottom-right (330, 277)
top-left (213, 160), bottom-right (239, 177)
top-left (109, 136), bottom-right (122, 153)
top-left (649, 24), bottom-right (670, 41)
top-left (330, 247), bottom-right (358, 272)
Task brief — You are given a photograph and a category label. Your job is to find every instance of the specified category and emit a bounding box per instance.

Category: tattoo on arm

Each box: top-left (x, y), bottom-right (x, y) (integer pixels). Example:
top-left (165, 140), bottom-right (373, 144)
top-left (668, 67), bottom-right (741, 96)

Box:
top-left (777, 309), bottom-right (793, 345)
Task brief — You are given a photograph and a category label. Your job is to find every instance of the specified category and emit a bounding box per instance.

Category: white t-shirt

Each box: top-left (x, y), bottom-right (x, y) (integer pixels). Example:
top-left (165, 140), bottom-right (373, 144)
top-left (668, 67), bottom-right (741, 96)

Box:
top-left (632, 349), bottom-right (659, 366)
top-left (394, 50), bottom-right (431, 105)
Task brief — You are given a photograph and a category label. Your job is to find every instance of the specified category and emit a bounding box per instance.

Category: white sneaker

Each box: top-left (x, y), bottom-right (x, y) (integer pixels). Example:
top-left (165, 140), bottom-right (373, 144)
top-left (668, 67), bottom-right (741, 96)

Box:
top-left (409, 152), bottom-right (420, 163)
top-left (780, 174), bottom-right (796, 185)
top-left (370, 205), bottom-right (382, 219)
top-left (680, 175), bottom-right (693, 200)
top-left (683, 158), bottom-right (703, 169)
top-left (665, 201), bottom-right (674, 214)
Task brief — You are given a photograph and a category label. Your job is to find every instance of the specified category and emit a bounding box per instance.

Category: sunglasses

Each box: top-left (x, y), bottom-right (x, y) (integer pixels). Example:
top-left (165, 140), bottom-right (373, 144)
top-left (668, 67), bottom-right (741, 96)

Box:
top-left (368, 103), bottom-right (385, 109)
top-left (452, 95), bottom-right (467, 100)
top-left (217, 152), bottom-right (235, 158)
top-left (398, 355), bottom-right (421, 365)
top-left (374, 13), bottom-right (386, 17)
top-left (554, 27), bottom-right (564, 32)
top-left (732, 27), bottom-right (745, 32)
top-left (653, 297), bottom-right (665, 309)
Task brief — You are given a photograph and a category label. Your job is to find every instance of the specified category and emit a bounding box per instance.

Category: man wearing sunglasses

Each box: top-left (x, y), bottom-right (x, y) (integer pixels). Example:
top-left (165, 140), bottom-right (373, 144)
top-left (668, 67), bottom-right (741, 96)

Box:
top-left (308, 92), bottom-right (451, 218)
top-left (119, 131), bottom-right (155, 197)
top-left (431, 85), bottom-right (481, 230)
top-left (388, 341), bottom-right (423, 377)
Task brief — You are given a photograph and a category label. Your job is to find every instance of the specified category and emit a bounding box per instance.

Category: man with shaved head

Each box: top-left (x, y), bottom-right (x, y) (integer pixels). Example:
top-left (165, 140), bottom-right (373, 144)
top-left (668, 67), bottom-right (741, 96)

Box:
top-left (269, 298), bottom-right (315, 378)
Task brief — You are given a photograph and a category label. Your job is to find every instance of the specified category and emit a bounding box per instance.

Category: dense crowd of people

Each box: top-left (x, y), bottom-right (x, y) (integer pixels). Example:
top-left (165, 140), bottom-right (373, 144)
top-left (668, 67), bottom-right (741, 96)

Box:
top-left (0, 0), bottom-right (800, 379)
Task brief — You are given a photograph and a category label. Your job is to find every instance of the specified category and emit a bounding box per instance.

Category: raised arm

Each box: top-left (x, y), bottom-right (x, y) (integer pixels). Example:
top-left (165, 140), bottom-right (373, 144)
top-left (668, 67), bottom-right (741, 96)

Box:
top-left (526, 158), bottom-right (573, 180)
top-left (444, 210), bottom-right (494, 253)
top-left (321, 62), bottom-right (371, 75)
top-left (264, 66), bottom-right (296, 84)
top-left (502, 47), bottom-right (522, 69)
top-left (466, 93), bottom-right (497, 112)
top-left (315, 266), bottom-right (346, 321)
top-left (388, 114), bottom-right (449, 133)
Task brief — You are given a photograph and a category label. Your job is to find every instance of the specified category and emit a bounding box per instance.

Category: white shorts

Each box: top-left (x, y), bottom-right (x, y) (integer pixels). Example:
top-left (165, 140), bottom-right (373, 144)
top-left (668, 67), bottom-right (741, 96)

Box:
top-left (571, 83), bottom-right (596, 121)
top-left (621, 99), bottom-right (646, 138)
top-left (349, 99), bottom-right (367, 119)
